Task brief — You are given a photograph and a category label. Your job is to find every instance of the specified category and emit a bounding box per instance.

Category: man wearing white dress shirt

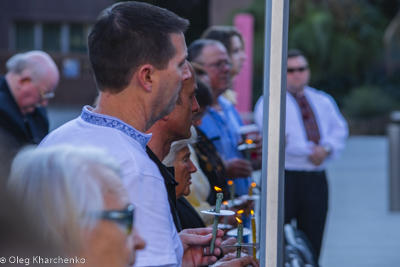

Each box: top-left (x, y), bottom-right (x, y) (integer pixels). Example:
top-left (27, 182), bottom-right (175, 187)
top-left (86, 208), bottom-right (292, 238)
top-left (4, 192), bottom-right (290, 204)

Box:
top-left (254, 49), bottom-right (348, 261)
top-left (39, 2), bottom-right (224, 267)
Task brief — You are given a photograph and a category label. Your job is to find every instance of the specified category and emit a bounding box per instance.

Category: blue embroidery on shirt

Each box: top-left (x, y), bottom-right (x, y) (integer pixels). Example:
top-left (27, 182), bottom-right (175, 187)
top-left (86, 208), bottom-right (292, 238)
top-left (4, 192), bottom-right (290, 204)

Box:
top-left (80, 107), bottom-right (151, 150)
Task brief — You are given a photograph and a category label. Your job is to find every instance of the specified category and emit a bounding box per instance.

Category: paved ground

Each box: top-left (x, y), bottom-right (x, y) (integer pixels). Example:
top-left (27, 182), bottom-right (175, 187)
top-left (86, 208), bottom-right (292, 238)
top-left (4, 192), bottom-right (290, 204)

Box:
top-left (320, 136), bottom-right (400, 267)
top-left (47, 106), bottom-right (400, 267)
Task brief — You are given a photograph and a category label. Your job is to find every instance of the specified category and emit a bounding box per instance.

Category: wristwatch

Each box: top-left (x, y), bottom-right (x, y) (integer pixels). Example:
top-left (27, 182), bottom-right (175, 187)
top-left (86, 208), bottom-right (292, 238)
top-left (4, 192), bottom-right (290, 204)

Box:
top-left (322, 145), bottom-right (332, 154)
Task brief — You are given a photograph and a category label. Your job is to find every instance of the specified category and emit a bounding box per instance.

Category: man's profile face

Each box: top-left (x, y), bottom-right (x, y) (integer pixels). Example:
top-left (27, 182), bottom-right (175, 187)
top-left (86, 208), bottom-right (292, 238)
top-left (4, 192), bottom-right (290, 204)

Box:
top-left (16, 70), bottom-right (57, 114)
top-left (154, 33), bottom-right (192, 119)
top-left (199, 43), bottom-right (231, 98)
top-left (286, 55), bottom-right (310, 94)
top-left (169, 65), bottom-right (199, 140)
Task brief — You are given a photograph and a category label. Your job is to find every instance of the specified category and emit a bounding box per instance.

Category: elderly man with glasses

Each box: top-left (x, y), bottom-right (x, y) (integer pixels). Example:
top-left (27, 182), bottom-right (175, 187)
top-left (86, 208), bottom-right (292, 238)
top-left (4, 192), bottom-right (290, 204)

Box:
top-left (0, 50), bottom-right (59, 149)
top-left (7, 145), bottom-right (145, 267)
top-left (188, 39), bottom-right (254, 198)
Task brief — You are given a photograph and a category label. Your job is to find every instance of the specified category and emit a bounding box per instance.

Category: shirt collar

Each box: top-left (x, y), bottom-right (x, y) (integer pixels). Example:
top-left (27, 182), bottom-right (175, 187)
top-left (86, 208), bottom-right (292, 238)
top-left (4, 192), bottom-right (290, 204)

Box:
top-left (80, 106), bottom-right (151, 150)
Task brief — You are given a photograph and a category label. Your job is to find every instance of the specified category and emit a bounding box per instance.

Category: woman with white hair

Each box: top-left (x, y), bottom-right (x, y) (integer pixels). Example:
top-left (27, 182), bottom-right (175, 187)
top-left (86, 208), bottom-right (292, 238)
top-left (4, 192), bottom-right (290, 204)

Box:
top-left (7, 145), bottom-right (145, 267)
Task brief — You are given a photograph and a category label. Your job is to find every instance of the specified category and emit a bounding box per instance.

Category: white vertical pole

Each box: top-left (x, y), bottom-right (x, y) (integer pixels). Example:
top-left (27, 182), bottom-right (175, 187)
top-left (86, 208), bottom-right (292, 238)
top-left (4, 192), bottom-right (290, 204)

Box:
top-left (259, 0), bottom-right (289, 266)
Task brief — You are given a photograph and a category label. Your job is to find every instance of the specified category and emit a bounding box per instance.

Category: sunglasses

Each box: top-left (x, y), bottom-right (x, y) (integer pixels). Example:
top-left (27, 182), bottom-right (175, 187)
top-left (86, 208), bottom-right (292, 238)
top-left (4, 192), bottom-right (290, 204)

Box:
top-left (100, 204), bottom-right (134, 235)
top-left (287, 66), bottom-right (308, 73)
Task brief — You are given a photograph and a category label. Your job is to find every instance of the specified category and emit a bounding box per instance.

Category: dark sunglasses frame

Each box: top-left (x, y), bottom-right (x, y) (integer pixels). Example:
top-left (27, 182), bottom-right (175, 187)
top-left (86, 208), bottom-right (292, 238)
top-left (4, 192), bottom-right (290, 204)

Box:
top-left (287, 66), bottom-right (308, 73)
top-left (100, 204), bottom-right (134, 235)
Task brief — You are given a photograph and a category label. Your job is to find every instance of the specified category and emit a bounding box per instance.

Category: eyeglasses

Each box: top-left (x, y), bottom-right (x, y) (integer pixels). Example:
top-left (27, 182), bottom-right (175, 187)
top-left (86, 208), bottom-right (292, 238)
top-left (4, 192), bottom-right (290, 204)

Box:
top-left (100, 204), bottom-right (134, 235)
top-left (287, 66), bottom-right (308, 73)
top-left (202, 60), bottom-right (232, 71)
top-left (38, 89), bottom-right (55, 101)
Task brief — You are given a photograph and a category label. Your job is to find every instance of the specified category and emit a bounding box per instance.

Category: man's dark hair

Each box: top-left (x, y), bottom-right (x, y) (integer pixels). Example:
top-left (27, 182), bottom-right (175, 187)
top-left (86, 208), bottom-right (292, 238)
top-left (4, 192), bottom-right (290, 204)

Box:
top-left (195, 78), bottom-right (212, 108)
top-left (187, 39), bottom-right (221, 63)
top-left (88, 1), bottom-right (189, 93)
top-left (287, 49), bottom-right (306, 59)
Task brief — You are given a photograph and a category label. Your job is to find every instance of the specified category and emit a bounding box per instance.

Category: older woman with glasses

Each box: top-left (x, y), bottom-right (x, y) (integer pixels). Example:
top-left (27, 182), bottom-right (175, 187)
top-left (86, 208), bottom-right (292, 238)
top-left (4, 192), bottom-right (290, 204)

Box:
top-left (7, 145), bottom-right (145, 267)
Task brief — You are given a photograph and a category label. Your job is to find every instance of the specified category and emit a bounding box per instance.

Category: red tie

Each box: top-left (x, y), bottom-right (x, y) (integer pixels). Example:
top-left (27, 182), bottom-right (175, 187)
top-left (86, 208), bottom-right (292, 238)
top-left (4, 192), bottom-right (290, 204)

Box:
top-left (292, 93), bottom-right (320, 144)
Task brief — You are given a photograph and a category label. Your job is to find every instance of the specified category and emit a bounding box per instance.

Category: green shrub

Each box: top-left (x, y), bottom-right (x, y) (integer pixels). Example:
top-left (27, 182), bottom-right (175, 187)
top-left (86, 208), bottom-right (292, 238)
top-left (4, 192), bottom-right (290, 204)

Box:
top-left (342, 86), bottom-right (399, 118)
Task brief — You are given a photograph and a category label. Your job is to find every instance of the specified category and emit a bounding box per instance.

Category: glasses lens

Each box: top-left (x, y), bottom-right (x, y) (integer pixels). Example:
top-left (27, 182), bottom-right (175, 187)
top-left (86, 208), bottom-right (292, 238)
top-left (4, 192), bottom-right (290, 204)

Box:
top-left (100, 204), bottom-right (134, 235)
top-left (287, 67), bottom-right (307, 73)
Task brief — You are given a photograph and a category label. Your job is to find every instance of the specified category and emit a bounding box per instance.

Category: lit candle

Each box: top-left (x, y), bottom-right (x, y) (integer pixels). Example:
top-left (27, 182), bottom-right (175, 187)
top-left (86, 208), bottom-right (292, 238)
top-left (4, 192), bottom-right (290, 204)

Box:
top-left (244, 139), bottom-right (253, 160)
top-left (228, 180), bottom-right (235, 202)
top-left (211, 186), bottom-right (223, 253)
top-left (236, 217), bottom-right (243, 258)
top-left (248, 182), bottom-right (256, 196)
top-left (237, 209), bottom-right (244, 220)
top-left (223, 201), bottom-right (229, 228)
top-left (251, 210), bottom-right (257, 259)
top-left (214, 186), bottom-right (223, 213)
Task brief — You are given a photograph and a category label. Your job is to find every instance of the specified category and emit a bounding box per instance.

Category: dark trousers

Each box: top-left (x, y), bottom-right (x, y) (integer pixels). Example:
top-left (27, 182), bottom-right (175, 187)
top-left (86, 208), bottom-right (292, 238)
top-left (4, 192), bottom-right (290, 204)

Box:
top-left (284, 170), bottom-right (328, 260)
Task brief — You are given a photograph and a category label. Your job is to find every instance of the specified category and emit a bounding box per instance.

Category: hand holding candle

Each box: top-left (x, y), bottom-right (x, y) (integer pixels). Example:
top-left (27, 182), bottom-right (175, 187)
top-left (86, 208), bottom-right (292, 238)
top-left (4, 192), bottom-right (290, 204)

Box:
top-left (211, 186), bottom-right (223, 253)
top-left (251, 210), bottom-right (257, 259)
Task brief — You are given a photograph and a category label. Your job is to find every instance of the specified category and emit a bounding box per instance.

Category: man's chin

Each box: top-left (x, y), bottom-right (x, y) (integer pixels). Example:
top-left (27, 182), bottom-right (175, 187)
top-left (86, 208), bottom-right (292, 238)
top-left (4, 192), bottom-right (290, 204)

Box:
top-left (21, 106), bottom-right (36, 114)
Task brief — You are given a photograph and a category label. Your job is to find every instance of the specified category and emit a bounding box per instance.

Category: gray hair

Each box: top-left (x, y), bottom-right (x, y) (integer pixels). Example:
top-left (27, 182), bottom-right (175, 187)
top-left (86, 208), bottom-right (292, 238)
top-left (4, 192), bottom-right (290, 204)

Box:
top-left (6, 50), bottom-right (57, 82)
top-left (188, 39), bottom-right (226, 63)
top-left (163, 126), bottom-right (198, 166)
top-left (7, 145), bottom-right (121, 254)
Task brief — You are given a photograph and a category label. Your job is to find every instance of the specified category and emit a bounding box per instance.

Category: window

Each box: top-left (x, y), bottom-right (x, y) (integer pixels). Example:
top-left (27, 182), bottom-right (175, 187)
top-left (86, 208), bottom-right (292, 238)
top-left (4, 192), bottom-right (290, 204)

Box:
top-left (70, 24), bottom-right (88, 52)
top-left (16, 22), bottom-right (34, 51)
top-left (43, 23), bottom-right (61, 51)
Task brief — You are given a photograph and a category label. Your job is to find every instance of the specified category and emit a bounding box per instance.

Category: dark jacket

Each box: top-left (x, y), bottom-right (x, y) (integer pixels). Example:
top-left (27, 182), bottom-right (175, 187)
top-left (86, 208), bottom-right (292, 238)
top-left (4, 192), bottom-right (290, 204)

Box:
top-left (0, 75), bottom-right (49, 150)
top-left (177, 197), bottom-right (205, 230)
top-left (146, 146), bottom-right (182, 232)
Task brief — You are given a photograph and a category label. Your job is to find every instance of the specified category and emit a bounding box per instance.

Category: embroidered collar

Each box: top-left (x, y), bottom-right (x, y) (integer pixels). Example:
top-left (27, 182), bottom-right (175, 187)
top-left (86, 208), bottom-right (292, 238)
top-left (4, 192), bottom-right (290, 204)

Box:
top-left (80, 106), bottom-right (151, 150)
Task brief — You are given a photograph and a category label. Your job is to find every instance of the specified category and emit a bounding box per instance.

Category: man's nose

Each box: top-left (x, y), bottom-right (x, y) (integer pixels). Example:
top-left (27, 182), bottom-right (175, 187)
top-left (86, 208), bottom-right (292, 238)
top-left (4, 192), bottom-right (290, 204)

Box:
top-left (182, 61), bottom-right (192, 81)
top-left (192, 96), bottom-right (200, 114)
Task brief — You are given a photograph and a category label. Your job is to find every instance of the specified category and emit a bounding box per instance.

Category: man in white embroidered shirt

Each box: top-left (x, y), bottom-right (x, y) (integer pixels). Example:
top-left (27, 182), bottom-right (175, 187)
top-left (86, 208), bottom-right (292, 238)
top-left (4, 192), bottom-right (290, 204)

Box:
top-left (39, 2), bottom-right (224, 267)
top-left (254, 49), bottom-right (348, 262)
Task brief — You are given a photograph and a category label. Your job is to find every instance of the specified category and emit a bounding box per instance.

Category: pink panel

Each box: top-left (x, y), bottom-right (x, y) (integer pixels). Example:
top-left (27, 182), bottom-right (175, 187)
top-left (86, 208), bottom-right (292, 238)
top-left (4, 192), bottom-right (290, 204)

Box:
top-left (233, 14), bottom-right (254, 115)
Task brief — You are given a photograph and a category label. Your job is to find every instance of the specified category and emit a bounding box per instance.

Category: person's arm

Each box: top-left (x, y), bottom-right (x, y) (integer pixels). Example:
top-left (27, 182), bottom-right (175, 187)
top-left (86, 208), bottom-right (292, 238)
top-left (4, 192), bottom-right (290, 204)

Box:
top-left (224, 158), bottom-right (253, 179)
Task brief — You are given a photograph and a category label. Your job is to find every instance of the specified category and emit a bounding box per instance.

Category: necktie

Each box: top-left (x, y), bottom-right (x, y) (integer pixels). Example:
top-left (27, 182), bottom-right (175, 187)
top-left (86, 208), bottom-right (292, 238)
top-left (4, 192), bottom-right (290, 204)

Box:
top-left (292, 93), bottom-right (320, 144)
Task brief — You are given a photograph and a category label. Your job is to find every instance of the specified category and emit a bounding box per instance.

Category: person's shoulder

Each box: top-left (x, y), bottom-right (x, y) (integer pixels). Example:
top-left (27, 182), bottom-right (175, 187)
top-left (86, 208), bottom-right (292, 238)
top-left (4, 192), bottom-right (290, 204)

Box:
top-left (306, 86), bottom-right (330, 97)
top-left (218, 95), bottom-right (235, 108)
top-left (305, 86), bottom-right (335, 102)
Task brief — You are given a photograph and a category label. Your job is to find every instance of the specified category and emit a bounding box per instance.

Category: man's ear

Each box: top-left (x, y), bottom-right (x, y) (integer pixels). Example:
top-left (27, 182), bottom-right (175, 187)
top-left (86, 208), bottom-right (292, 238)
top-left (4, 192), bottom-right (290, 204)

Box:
top-left (18, 74), bottom-right (32, 85)
top-left (138, 64), bottom-right (155, 92)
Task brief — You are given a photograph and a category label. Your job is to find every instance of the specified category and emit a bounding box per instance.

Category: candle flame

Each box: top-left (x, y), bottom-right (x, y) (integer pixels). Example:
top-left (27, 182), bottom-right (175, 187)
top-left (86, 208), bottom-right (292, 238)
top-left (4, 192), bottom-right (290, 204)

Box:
top-left (214, 186), bottom-right (222, 192)
top-left (251, 182), bottom-right (257, 188)
top-left (223, 201), bottom-right (228, 205)
top-left (236, 217), bottom-right (242, 224)
top-left (227, 180), bottom-right (233, 185)
top-left (251, 210), bottom-right (254, 215)
top-left (237, 210), bottom-right (244, 214)
top-left (245, 139), bottom-right (253, 144)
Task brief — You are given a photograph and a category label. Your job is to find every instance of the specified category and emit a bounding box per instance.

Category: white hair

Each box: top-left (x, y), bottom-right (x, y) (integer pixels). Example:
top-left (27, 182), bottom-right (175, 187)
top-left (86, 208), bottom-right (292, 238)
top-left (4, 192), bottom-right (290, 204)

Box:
top-left (7, 145), bottom-right (121, 254)
top-left (163, 126), bottom-right (197, 166)
top-left (6, 50), bottom-right (58, 82)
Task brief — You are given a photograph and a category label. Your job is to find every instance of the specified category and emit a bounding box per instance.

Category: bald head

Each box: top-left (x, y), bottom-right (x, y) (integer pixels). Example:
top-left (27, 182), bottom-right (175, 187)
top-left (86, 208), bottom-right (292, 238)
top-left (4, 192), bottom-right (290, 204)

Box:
top-left (5, 51), bottom-right (60, 114)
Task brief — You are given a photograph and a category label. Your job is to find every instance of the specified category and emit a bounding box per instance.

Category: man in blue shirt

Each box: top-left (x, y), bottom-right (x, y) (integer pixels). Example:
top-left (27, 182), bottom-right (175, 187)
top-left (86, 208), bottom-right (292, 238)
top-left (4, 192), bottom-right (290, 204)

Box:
top-left (188, 39), bottom-right (253, 197)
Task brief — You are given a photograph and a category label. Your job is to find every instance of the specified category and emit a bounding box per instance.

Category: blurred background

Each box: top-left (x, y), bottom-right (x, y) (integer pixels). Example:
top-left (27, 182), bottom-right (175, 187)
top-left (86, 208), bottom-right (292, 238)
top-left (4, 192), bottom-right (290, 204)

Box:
top-left (2, 0), bottom-right (400, 266)
top-left (2, 0), bottom-right (400, 134)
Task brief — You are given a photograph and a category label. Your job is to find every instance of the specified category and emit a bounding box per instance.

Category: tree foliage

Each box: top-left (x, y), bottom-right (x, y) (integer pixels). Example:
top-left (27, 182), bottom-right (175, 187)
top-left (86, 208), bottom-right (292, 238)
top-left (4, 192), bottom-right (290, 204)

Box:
top-left (237, 0), bottom-right (398, 104)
